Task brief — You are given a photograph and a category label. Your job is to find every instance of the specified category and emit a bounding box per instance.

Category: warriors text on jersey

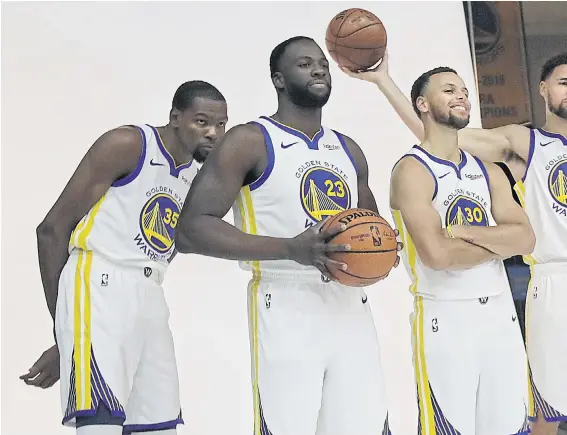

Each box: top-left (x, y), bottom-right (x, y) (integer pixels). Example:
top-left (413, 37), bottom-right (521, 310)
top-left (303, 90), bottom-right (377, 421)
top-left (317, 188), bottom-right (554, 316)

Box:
top-left (392, 145), bottom-right (511, 300)
top-left (232, 116), bottom-right (358, 278)
top-left (514, 128), bottom-right (567, 265)
top-left (69, 124), bottom-right (197, 274)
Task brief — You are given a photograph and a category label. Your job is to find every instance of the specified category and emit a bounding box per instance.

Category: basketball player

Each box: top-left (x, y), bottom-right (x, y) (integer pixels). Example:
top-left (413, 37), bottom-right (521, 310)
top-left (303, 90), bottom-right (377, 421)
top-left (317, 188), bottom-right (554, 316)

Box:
top-left (174, 36), bottom-right (400, 435)
top-left (342, 51), bottom-right (567, 435)
top-left (19, 81), bottom-right (228, 435)
top-left (384, 67), bottom-right (535, 434)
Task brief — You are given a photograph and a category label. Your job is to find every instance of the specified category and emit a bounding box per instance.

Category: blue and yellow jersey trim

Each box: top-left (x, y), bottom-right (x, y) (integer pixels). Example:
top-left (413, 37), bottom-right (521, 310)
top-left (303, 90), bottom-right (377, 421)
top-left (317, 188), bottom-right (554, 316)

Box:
top-left (513, 181), bottom-right (537, 267)
top-left (236, 185), bottom-right (265, 435)
top-left (69, 195), bottom-right (106, 251)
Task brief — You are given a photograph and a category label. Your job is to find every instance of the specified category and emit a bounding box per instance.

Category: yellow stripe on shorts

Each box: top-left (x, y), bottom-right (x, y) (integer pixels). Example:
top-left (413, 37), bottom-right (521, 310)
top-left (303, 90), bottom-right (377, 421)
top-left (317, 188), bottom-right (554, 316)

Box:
top-left (392, 209), bottom-right (435, 433)
top-left (72, 195), bottom-right (105, 410)
top-left (241, 186), bottom-right (263, 435)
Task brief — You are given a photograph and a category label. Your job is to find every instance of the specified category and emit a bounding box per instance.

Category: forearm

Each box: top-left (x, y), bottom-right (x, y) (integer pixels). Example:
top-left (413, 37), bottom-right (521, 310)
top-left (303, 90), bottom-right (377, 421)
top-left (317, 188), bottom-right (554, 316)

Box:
top-left (36, 228), bottom-right (70, 322)
top-left (175, 215), bottom-right (292, 261)
top-left (376, 75), bottom-right (425, 141)
top-left (435, 237), bottom-right (500, 270)
top-left (451, 223), bottom-right (534, 257)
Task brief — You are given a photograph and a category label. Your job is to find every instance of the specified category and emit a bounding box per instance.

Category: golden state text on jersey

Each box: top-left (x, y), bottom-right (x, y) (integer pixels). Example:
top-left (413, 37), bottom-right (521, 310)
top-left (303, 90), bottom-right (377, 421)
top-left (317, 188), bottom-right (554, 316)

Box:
top-left (69, 124), bottom-right (197, 273)
top-left (231, 116), bottom-right (358, 276)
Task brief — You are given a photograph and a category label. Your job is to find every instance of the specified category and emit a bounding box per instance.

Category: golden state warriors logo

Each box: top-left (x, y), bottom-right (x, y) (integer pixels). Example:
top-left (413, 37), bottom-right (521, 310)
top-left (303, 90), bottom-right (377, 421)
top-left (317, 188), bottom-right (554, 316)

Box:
top-left (139, 193), bottom-right (180, 253)
top-left (548, 158), bottom-right (567, 210)
top-left (446, 195), bottom-right (489, 227)
top-left (300, 166), bottom-right (351, 222)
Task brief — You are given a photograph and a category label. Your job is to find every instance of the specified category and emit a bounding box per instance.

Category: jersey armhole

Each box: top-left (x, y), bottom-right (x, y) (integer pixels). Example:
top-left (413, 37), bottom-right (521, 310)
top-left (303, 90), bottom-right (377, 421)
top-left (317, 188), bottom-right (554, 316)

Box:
top-left (245, 121), bottom-right (275, 191)
top-left (111, 125), bottom-right (147, 187)
top-left (393, 153), bottom-right (438, 201)
top-left (332, 130), bottom-right (358, 175)
top-left (520, 128), bottom-right (536, 183)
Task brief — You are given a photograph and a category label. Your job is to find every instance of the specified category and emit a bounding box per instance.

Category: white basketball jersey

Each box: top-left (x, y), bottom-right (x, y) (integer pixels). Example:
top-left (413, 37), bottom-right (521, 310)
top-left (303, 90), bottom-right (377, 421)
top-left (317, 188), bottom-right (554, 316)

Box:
top-left (69, 124), bottom-right (197, 274)
top-left (392, 145), bottom-right (510, 300)
top-left (232, 116), bottom-right (358, 279)
top-left (514, 128), bottom-right (567, 265)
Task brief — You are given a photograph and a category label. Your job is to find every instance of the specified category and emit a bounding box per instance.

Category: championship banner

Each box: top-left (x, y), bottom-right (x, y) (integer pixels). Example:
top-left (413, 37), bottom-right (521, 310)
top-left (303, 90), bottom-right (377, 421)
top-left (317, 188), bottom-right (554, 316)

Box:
top-left (467, 1), bottom-right (532, 128)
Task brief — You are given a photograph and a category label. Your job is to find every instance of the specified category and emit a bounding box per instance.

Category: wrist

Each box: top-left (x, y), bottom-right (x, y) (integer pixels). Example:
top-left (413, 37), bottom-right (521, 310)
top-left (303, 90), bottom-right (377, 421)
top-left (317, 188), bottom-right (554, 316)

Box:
top-left (374, 73), bottom-right (393, 90)
top-left (450, 224), bottom-right (469, 241)
top-left (283, 237), bottom-right (297, 262)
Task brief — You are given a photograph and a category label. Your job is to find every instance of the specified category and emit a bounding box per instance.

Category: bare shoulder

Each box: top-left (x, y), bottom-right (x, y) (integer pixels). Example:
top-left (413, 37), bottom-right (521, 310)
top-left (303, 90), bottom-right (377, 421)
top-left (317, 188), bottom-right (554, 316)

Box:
top-left (390, 155), bottom-right (436, 208)
top-left (223, 123), bottom-right (266, 148)
top-left (391, 154), bottom-right (432, 183)
top-left (90, 125), bottom-right (144, 159)
top-left (494, 124), bottom-right (531, 157)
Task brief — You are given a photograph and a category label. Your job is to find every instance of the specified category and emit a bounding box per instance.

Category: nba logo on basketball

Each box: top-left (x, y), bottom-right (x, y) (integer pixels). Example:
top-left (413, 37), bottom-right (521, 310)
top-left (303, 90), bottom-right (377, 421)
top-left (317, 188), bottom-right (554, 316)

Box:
top-left (370, 226), bottom-right (382, 247)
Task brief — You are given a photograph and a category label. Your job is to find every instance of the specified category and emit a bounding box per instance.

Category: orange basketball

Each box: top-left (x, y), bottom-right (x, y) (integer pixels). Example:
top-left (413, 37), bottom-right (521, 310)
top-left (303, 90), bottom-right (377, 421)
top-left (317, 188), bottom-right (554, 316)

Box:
top-left (325, 8), bottom-right (387, 71)
top-left (322, 208), bottom-right (397, 287)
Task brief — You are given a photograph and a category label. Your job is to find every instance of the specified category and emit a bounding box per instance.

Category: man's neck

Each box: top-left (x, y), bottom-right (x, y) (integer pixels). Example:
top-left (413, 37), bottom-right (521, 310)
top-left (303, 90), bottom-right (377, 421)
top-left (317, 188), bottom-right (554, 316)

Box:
top-left (421, 122), bottom-right (461, 164)
top-left (272, 100), bottom-right (322, 139)
top-left (157, 125), bottom-right (193, 166)
top-left (543, 113), bottom-right (567, 139)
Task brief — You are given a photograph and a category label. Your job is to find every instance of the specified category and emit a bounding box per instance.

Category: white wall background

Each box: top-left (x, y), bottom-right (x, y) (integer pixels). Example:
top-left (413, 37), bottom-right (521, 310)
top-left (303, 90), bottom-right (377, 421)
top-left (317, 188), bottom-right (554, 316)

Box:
top-left (1, 2), bottom-right (480, 434)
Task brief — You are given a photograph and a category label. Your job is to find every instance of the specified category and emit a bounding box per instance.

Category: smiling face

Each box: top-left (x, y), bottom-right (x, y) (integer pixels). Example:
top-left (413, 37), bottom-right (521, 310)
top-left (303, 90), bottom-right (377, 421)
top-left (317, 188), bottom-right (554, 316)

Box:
top-left (272, 39), bottom-right (332, 109)
top-left (416, 72), bottom-right (471, 130)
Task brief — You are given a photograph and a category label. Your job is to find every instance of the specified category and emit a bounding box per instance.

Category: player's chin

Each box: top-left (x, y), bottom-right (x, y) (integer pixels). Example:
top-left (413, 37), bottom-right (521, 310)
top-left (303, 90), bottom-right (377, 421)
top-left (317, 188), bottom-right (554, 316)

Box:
top-left (194, 146), bottom-right (213, 163)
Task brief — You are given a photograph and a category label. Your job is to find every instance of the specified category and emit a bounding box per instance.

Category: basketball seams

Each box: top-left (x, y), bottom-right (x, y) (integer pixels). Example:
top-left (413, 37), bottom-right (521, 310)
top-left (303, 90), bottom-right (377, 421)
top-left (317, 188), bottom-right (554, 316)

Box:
top-left (331, 8), bottom-right (360, 38)
top-left (333, 267), bottom-right (389, 281)
top-left (330, 41), bottom-right (387, 50)
top-left (341, 249), bottom-right (398, 254)
top-left (337, 21), bottom-right (384, 38)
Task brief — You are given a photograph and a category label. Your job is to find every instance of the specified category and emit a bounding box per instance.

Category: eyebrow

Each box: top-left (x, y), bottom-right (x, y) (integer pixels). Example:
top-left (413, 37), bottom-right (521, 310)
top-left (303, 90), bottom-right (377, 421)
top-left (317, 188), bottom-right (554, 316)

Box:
top-left (442, 83), bottom-right (469, 92)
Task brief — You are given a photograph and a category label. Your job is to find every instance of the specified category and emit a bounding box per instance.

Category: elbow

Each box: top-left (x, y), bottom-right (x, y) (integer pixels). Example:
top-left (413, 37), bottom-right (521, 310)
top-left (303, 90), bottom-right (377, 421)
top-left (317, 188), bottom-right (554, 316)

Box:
top-left (174, 219), bottom-right (200, 254)
top-left (36, 220), bottom-right (56, 241)
top-left (421, 249), bottom-right (449, 271)
top-left (519, 226), bottom-right (536, 256)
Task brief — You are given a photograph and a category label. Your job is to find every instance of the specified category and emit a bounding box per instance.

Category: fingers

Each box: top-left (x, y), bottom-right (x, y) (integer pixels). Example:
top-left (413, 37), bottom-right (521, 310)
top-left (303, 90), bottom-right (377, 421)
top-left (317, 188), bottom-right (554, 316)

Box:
top-left (324, 243), bottom-right (351, 253)
top-left (394, 255), bottom-right (401, 268)
top-left (20, 364), bottom-right (41, 381)
top-left (315, 263), bottom-right (335, 283)
top-left (320, 223), bottom-right (347, 240)
top-left (394, 229), bottom-right (399, 237)
top-left (24, 370), bottom-right (48, 387)
top-left (40, 373), bottom-right (58, 389)
top-left (396, 241), bottom-right (404, 251)
top-left (312, 219), bottom-right (327, 233)
top-left (324, 258), bottom-right (348, 271)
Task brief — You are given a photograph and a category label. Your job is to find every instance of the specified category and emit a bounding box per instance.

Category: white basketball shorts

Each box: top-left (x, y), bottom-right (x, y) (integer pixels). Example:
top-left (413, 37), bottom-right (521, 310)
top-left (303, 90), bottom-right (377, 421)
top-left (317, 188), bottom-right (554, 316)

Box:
top-left (246, 270), bottom-right (390, 435)
top-left (412, 290), bottom-right (529, 435)
top-left (55, 249), bottom-right (183, 433)
top-left (526, 263), bottom-right (567, 423)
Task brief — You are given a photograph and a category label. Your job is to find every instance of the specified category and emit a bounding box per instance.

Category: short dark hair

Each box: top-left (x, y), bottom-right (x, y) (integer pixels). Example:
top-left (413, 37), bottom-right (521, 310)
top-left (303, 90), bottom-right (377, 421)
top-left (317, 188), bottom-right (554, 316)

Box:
top-left (172, 80), bottom-right (225, 111)
top-left (270, 36), bottom-right (316, 77)
top-left (410, 67), bottom-right (458, 117)
top-left (540, 53), bottom-right (567, 82)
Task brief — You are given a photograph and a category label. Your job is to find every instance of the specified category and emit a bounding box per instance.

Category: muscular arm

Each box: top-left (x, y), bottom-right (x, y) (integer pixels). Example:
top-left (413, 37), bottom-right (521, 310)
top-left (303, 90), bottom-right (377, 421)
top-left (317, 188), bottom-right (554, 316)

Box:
top-left (450, 162), bottom-right (536, 257)
top-left (374, 75), bottom-right (530, 180)
top-left (36, 127), bottom-right (143, 323)
top-left (340, 134), bottom-right (379, 213)
top-left (391, 157), bottom-right (499, 271)
top-left (174, 124), bottom-right (293, 260)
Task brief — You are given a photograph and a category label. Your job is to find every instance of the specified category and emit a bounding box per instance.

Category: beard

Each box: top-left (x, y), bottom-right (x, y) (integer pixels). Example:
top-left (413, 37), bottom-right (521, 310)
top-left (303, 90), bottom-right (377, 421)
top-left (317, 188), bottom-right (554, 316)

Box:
top-left (193, 146), bottom-right (210, 164)
top-left (431, 107), bottom-right (470, 130)
top-left (548, 99), bottom-right (567, 120)
top-left (286, 82), bottom-right (331, 109)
